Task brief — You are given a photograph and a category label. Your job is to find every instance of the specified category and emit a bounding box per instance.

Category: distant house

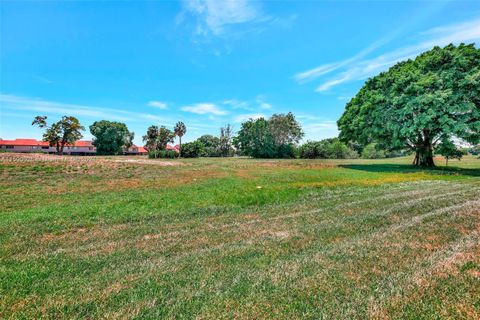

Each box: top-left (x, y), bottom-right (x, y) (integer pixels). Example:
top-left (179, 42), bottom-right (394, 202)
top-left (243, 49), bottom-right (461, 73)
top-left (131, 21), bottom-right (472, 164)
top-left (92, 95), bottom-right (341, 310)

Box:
top-left (0, 139), bottom-right (163, 155)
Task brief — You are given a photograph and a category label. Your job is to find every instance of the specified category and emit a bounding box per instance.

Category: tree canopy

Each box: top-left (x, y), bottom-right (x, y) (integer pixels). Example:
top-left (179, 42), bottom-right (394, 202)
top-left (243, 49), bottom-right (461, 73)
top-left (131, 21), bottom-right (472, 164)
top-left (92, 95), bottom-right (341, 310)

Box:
top-left (234, 113), bottom-right (303, 158)
top-left (143, 125), bottom-right (175, 152)
top-left (338, 43), bottom-right (480, 166)
top-left (436, 139), bottom-right (465, 166)
top-left (32, 116), bottom-right (84, 155)
top-left (298, 138), bottom-right (357, 159)
top-left (197, 135), bottom-right (221, 157)
top-left (219, 124), bottom-right (234, 157)
top-left (89, 120), bottom-right (134, 155)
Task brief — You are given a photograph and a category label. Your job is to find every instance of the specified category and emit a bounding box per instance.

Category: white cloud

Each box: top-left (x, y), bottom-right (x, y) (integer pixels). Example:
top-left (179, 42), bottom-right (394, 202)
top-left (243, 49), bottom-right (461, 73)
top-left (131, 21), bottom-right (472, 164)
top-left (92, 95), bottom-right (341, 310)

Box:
top-left (181, 103), bottom-right (228, 115)
top-left (316, 75), bottom-right (352, 92)
top-left (182, 0), bottom-right (260, 36)
top-left (294, 21), bottom-right (408, 83)
top-left (148, 101), bottom-right (168, 109)
top-left (296, 17), bottom-right (480, 92)
top-left (302, 121), bottom-right (339, 141)
top-left (234, 113), bottom-right (265, 123)
top-left (223, 99), bottom-right (250, 110)
top-left (255, 95), bottom-right (273, 110)
top-left (259, 102), bottom-right (272, 110)
top-left (0, 94), bottom-right (169, 123)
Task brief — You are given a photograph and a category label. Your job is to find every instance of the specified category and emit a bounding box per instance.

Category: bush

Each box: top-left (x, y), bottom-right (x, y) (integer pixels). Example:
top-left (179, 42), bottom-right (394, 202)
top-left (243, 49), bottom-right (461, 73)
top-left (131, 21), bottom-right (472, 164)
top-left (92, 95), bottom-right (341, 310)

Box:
top-left (197, 135), bottom-right (221, 157)
top-left (276, 144), bottom-right (297, 159)
top-left (361, 143), bottom-right (386, 159)
top-left (148, 149), bottom-right (178, 159)
top-left (468, 145), bottom-right (480, 156)
top-left (181, 141), bottom-right (205, 158)
top-left (298, 138), bottom-right (357, 159)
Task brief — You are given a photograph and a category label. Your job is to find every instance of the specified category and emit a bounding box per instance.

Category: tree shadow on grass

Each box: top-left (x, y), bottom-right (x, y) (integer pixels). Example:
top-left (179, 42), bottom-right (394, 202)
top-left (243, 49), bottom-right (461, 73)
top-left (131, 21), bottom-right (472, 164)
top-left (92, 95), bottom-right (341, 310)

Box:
top-left (339, 163), bottom-right (480, 177)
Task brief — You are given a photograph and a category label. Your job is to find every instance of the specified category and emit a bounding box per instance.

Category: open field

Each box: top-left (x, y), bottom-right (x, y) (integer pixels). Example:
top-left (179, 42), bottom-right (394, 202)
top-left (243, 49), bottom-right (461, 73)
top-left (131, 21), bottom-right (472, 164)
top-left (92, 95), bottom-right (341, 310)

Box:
top-left (1, 153), bottom-right (479, 319)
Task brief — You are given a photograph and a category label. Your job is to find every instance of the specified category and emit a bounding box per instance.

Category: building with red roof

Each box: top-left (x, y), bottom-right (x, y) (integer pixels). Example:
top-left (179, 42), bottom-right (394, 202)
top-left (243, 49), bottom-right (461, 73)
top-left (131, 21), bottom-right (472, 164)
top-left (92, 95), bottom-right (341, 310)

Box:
top-left (0, 139), bottom-right (162, 155)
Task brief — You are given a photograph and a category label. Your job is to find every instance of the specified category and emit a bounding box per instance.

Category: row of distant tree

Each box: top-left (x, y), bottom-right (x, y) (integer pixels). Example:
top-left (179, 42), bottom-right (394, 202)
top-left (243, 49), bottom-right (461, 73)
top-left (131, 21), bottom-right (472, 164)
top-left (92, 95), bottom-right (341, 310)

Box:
top-left (31, 109), bottom-right (477, 163)
top-left (32, 116), bottom-right (136, 155)
top-left (29, 44), bottom-right (479, 166)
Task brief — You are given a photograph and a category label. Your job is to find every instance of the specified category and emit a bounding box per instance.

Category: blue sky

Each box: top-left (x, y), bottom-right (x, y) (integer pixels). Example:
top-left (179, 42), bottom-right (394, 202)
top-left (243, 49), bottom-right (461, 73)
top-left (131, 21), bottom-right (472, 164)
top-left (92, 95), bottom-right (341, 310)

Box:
top-left (1, 0), bottom-right (479, 145)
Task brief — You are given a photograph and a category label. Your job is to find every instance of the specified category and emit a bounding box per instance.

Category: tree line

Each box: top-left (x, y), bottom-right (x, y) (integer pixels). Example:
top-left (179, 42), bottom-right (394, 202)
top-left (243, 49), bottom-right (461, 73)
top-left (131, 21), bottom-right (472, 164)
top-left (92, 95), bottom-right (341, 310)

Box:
top-left (33, 112), bottom-right (474, 162)
top-left (30, 43), bottom-right (479, 164)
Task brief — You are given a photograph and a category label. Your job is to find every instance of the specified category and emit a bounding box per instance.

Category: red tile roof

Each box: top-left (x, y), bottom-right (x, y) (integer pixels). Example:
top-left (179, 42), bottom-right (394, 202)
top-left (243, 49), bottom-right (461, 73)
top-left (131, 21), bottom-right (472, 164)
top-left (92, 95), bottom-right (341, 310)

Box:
top-left (0, 139), bottom-right (50, 146)
top-left (0, 139), bottom-right (94, 147)
top-left (0, 139), bottom-right (173, 153)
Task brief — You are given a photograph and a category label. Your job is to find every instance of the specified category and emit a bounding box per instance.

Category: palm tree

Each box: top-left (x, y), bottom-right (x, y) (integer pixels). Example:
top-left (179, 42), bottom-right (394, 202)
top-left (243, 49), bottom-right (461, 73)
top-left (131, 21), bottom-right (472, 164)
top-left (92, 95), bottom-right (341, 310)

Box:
top-left (174, 121), bottom-right (187, 157)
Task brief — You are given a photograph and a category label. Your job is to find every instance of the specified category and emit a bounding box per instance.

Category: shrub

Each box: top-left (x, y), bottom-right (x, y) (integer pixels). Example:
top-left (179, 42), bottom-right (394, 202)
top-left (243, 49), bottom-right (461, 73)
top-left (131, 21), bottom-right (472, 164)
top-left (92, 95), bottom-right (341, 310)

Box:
top-left (468, 145), bottom-right (480, 156)
top-left (361, 143), bottom-right (386, 159)
top-left (298, 138), bottom-right (357, 159)
top-left (181, 141), bottom-right (205, 158)
top-left (276, 144), bottom-right (297, 159)
top-left (148, 149), bottom-right (178, 159)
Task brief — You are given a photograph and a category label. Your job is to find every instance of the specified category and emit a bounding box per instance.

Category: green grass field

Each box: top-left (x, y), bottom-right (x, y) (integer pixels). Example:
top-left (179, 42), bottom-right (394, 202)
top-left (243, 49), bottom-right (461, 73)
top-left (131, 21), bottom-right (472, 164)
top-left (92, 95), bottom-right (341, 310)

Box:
top-left (1, 153), bottom-right (479, 319)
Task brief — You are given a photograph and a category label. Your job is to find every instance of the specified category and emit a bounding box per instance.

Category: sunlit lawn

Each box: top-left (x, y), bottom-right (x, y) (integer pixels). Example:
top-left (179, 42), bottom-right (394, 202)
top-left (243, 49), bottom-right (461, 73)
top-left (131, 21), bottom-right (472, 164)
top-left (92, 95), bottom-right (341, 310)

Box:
top-left (1, 154), bottom-right (479, 319)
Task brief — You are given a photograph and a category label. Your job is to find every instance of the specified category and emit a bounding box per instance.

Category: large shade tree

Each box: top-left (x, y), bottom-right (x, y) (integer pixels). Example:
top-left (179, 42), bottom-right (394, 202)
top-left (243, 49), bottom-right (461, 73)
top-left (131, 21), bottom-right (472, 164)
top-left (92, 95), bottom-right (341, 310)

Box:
top-left (338, 43), bottom-right (480, 166)
top-left (32, 116), bottom-right (84, 155)
top-left (89, 120), bottom-right (134, 155)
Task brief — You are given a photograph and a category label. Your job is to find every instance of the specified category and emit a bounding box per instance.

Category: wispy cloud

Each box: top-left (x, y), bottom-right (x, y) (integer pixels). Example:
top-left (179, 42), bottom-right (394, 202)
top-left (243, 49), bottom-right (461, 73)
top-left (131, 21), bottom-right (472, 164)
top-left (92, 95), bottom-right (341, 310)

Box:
top-left (301, 121), bottom-right (339, 141)
top-left (234, 113), bottom-right (265, 123)
top-left (295, 17), bottom-right (480, 92)
top-left (181, 102), bottom-right (228, 115)
top-left (148, 101), bottom-right (168, 110)
top-left (181, 0), bottom-right (262, 36)
top-left (294, 20), bottom-right (409, 83)
top-left (0, 94), bottom-right (169, 123)
top-left (256, 95), bottom-right (273, 110)
top-left (223, 99), bottom-right (251, 110)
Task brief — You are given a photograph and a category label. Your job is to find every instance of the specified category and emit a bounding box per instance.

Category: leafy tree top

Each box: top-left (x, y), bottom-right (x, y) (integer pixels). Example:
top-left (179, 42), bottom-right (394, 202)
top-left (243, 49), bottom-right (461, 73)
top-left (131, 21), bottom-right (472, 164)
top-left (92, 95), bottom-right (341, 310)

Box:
top-left (337, 43), bottom-right (480, 166)
top-left (89, 120), bottom-right (134, 155)
top-left (174, 121), bottom-right (187, 138)
top-left (32, 115), bottom-right (84, 155)
top-left (143, 125), bottom-right (175, 151)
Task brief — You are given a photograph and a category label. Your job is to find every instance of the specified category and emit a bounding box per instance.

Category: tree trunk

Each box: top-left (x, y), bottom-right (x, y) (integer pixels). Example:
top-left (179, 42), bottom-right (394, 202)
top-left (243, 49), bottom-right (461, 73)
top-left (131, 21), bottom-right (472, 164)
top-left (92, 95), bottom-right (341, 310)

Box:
top-left (56, 142), bottom-right (63, 155)
top-left (179, 137), bottom-right (182, 158)
top-left (412, 145), bottom-right (435, 167)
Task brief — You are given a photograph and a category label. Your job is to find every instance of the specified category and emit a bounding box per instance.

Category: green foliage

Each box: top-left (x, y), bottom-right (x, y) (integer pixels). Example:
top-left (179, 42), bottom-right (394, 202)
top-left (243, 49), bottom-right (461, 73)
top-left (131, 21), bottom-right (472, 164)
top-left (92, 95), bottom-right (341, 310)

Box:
top-left (234, 113), bottom-right (303, 158)
top-left (142, 125), bottom-right (175, 152)
top-left (268, 112), bottom-right (304, 146)
top-left (181, 141), bottom-right (205, 158)
top-left (298, 138), bottom-right (358, 159)
top-left (148, 149), bottom-right (178, 159)
top-left (234, 118), bottom-right (276, 158)
top-left (219, 124), bottom-right (234, 157)
top-left (338, 43), bottom-right (480, 167)
top-left (361, 143), bottom-right (386, 159)
top-left (32, 115), bottom-right (84, 155)
top-left (197, 135), bottom-right (221, 157)
top-left (89, 120), bottom-right (134, 155)
top-left (436, 140), bottom-right (466, 165)
top-left (468, 145), bottom-right (480, 156)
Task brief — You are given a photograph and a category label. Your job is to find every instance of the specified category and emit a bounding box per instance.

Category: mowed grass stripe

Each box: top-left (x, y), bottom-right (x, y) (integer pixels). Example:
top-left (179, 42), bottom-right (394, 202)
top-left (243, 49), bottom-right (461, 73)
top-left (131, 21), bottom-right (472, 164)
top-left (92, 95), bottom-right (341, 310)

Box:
top-left (2, 183), bottom-right (478, 316)
top-left (1, 155), bottom-right (479, 319)
top-left (3, 180), bottom-right (473, 262)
